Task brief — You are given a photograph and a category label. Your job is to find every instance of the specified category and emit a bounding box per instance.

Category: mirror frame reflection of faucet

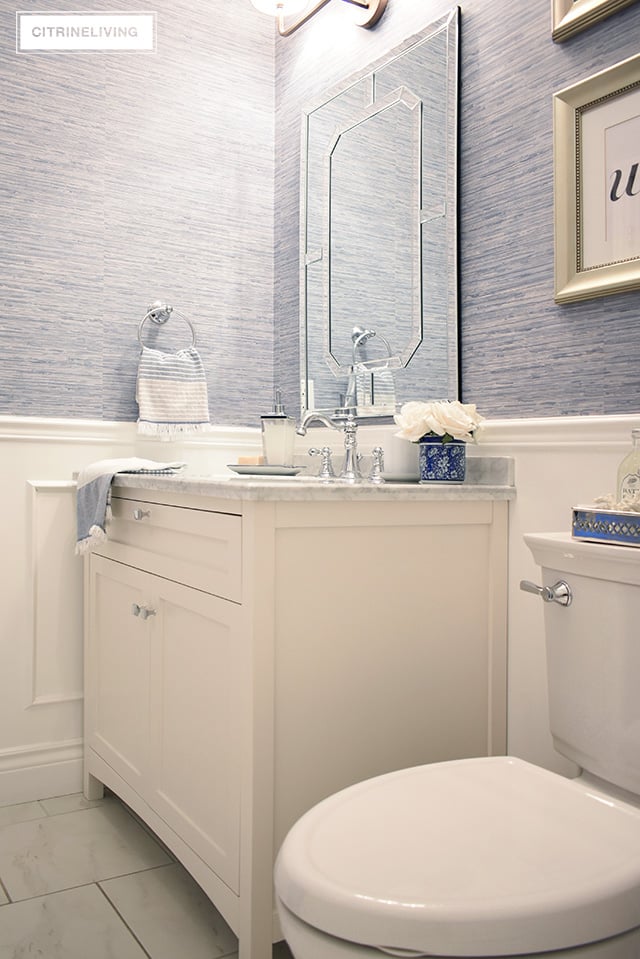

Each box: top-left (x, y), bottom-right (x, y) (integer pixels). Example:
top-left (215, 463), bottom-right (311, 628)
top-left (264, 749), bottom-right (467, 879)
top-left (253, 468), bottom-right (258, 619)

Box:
top-left (297, 411), bottom-right (363, 483)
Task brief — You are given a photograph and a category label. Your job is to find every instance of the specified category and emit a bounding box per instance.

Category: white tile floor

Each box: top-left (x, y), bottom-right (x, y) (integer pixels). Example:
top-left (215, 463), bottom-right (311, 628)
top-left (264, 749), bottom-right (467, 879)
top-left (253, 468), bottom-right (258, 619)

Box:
top-left (0, 791), bottom-right (292, 959)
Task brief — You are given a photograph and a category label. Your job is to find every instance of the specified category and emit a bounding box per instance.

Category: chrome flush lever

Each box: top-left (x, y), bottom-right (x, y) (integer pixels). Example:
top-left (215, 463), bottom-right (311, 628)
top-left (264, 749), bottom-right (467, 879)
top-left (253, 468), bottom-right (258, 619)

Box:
top-left (520, 579), bottom-right (572, 607)
top-left (133, 509), bottom-right (150, 521)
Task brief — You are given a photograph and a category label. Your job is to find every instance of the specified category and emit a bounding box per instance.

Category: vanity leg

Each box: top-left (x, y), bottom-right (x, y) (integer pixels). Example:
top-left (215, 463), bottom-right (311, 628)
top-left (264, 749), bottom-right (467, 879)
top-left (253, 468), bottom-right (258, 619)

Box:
top-left (83, 770), bottom-right (104, 801)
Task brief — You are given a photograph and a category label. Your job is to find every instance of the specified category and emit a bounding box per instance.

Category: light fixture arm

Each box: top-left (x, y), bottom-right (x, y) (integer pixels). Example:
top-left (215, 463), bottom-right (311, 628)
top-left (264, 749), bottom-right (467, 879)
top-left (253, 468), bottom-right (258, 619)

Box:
top-left (277, 0), bottom-right (330, 36)
top-left (277, 0), bottom-right (386, 37)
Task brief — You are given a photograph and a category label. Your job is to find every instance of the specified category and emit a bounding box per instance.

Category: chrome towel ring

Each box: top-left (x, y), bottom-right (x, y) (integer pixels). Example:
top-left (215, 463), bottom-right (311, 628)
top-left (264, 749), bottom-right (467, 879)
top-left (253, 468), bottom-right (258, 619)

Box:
top-left (138, 301), bottom-right (196, 348)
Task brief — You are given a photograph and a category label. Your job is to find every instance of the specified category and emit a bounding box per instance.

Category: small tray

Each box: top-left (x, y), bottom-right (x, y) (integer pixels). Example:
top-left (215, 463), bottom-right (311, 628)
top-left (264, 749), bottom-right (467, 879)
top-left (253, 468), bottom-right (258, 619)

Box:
top-left (227, 464), bottom-right (305, 477)
top-left (572, 505), bottom-right (640, 547)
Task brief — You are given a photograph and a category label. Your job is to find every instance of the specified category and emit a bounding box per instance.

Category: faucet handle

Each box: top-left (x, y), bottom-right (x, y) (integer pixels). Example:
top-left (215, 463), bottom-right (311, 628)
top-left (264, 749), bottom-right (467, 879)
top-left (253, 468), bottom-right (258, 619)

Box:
top-left (368, 446), bottom-right (385, 485)
top-left (309, 446), bottom-right (335, 480)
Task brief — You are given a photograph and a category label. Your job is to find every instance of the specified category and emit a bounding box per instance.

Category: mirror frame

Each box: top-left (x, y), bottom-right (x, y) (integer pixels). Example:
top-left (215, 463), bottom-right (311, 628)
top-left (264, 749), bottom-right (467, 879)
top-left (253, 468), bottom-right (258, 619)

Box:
top-left (299, 6), bottom-right (460, 421)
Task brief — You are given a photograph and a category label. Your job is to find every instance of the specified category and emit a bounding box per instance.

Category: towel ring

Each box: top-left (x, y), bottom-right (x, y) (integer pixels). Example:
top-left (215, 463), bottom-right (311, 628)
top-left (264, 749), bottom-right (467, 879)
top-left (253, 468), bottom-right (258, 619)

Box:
top-left (138, 301), bottom-right (196, 348)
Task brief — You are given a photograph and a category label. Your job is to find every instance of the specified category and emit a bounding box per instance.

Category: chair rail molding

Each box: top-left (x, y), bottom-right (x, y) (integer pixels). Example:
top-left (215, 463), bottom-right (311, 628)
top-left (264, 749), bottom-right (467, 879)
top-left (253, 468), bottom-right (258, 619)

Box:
top-left (476, 414), bottom-right (640, 449)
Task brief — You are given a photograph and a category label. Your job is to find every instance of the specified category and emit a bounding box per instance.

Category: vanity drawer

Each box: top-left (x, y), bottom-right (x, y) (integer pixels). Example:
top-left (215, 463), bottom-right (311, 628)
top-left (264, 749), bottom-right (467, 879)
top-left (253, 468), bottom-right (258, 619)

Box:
top-left (102, 497), bottom-right (242, 602)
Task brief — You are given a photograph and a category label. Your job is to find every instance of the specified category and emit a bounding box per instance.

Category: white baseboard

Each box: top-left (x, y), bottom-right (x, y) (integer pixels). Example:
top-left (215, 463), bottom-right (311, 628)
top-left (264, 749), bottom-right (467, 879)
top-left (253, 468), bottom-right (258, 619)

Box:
top-left (0, 740), bottom-right (83, 807)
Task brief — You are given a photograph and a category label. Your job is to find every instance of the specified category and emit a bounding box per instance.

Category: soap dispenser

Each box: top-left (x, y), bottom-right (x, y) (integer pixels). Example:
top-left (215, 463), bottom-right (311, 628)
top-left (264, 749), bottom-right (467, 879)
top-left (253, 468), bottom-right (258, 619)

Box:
top-left (261, 390), bottom-right (296, 466)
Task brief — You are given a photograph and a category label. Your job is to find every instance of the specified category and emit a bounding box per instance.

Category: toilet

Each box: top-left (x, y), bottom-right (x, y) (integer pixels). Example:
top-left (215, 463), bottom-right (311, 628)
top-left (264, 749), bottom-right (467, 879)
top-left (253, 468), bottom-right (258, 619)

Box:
top-left (275, 533), bottom-right (640, 958)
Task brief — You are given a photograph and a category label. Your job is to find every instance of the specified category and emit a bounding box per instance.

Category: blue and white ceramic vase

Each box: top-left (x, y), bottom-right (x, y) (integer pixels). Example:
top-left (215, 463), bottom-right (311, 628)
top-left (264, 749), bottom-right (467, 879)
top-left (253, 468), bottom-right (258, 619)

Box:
top-left (418, 434), bottom-right (466, 483)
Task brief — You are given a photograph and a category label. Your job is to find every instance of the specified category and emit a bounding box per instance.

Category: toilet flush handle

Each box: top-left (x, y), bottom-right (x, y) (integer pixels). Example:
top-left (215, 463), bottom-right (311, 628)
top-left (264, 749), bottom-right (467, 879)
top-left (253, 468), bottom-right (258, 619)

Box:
top-left (520, 579), bottom-right (572, 606)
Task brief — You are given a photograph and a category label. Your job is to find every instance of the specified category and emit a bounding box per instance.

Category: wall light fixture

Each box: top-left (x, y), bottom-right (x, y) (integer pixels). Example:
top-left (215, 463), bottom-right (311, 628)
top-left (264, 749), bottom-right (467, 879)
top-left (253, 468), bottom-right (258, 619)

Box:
top-left (250, 0), bottom-right (387, 37)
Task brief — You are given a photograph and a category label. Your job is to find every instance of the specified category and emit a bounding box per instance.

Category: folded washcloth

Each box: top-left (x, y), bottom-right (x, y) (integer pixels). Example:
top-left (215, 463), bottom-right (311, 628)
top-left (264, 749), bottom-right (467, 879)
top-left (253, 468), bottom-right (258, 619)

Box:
top-left (75, 457), bottom-right (185, 555)
top-left (136, 345), bottom-right (211, 437)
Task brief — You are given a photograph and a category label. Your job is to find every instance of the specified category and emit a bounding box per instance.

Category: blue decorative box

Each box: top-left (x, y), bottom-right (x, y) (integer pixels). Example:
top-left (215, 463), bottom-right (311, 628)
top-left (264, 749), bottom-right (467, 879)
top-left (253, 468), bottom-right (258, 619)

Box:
top-left (572, 506), bottom-right (640, 547)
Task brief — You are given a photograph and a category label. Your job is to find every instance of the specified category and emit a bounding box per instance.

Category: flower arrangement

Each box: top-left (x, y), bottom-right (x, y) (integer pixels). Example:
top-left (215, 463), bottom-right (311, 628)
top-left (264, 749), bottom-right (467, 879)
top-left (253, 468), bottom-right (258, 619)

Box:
top-left (394, 400), bottom-right (484, 444)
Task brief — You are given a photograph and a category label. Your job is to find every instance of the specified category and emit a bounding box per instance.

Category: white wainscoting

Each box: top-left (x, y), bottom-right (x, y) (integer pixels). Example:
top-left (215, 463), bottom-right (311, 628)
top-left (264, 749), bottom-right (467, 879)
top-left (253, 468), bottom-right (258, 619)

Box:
top-left (0, 416), bottom-right (260, 806)
top-left (28, 481), bottom-right (84, 708)
top-left (0, 413), bottom-right (638, 804)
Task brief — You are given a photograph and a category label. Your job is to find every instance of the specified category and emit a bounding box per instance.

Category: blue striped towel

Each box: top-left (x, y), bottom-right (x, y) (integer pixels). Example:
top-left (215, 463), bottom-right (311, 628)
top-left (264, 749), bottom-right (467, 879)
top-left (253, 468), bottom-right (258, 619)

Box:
top-left (136, 346), bottom-right (211, 436)
top-left (75, 457), bottom-right (185, 555)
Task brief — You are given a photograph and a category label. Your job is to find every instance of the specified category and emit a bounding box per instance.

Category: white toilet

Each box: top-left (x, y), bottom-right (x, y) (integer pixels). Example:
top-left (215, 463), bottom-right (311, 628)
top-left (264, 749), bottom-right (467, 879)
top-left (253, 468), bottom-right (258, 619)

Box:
top-left (275, 533), bottom-right (640, 958)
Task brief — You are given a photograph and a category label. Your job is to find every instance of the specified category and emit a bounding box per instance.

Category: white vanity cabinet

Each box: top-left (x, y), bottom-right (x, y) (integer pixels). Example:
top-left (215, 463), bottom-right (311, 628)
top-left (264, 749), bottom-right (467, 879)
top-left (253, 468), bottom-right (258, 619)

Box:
top-left (87, 555), bottom-right (243, 893)
top-left (84, 482), bottom-right (510, 959)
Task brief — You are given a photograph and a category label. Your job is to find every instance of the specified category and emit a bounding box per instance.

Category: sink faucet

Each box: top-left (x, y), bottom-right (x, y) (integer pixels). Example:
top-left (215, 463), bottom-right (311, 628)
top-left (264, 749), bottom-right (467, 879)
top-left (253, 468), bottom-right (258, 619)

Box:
top-left (297, 411), bottom-right (363, 483)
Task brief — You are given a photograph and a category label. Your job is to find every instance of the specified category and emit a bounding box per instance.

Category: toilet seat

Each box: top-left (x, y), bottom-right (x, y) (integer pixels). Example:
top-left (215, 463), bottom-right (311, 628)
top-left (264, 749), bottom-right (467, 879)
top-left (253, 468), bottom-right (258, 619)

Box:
top-left (274, 756), bottom-right (640, 957)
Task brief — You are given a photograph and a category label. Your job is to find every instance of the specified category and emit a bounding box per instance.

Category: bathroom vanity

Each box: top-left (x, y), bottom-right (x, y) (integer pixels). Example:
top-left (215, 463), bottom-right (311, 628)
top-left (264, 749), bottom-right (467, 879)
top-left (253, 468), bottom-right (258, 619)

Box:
top-left (83, 472), bottom-right (513, 959)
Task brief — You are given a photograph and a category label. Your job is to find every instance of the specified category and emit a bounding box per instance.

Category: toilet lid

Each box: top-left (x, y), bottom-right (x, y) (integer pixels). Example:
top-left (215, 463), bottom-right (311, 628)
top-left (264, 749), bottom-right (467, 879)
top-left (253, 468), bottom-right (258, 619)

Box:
top-left (275, 757), bottom-right (640, 957)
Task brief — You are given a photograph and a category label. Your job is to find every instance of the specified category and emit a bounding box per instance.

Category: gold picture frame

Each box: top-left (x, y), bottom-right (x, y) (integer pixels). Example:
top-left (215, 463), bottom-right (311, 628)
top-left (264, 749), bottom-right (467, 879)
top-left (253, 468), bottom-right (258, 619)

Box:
top-left (552, 0), bottom-right (638, 42)
top-left (554, 53), bottom-right (640, 303)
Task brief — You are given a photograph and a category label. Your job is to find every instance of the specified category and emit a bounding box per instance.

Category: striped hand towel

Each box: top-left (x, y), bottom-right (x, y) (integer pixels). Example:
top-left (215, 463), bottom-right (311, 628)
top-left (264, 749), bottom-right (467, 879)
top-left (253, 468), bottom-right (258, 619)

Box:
top-left (76, 457), bottom-right (185, 555)
top-left (136, 346), bottom-right (211, 437)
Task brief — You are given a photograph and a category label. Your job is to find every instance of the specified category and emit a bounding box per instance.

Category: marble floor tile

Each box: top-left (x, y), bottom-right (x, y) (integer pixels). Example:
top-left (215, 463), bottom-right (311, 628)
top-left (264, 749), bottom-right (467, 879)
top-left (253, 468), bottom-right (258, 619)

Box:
top-left (0, 801), bottom-right (46, 828)
top-left (100, 861), bottom-right (238, 959)
top-left (0, 798), bottom-right (171, 901)
top-left (0, 884), bottom-right (148, 959)
top-left (39, 792), bottom-right (106, 816)
top-left (0, 793), bottom-right (294, 958)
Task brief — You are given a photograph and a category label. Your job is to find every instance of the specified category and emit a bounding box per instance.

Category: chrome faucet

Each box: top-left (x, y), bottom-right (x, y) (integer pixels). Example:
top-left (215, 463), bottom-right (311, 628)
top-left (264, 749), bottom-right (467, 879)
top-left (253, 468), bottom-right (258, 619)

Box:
top-left (297, 411), bottom-right (363, 483)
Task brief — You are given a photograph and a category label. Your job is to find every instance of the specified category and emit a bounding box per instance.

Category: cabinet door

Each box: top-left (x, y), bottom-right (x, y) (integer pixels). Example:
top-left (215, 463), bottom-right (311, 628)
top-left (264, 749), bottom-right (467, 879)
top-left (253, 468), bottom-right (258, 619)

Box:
top-left (87, 556), bottom-right (152, 791)
top-left (148, 577), bottom-right (244, 895)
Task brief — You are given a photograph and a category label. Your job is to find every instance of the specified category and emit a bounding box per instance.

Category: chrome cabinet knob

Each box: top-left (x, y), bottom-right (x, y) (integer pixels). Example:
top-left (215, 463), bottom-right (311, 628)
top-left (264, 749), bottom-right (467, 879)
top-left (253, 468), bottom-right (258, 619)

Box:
top-left (131, 603), bottom-right (156, 619)
top-left (133, 509), bottom-right (150, 521)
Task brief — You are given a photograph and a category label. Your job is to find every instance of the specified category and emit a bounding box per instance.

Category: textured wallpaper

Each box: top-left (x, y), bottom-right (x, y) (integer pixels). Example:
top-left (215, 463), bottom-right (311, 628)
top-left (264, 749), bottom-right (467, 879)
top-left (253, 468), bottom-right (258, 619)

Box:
top-left (0, 0), bottom-right (275, 425)
top-left (275, 0), bottom-right (640, 419)
top-left (3, 0), bottom-right (640, 423)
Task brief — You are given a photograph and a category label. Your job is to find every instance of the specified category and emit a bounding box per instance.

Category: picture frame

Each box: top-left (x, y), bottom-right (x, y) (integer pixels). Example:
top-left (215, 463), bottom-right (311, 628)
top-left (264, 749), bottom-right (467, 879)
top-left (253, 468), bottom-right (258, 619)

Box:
top-left (554, 53), bottom-right (640, 303)
top-left (552, 0), bottom-right (637, 42)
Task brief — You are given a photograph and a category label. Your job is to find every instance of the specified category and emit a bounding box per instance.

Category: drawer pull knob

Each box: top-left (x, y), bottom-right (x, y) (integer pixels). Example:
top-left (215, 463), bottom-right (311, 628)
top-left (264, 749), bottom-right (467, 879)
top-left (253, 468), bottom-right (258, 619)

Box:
top-left (131, 603), bottom-right (156, 619)
top-left (133, 509), bottom-right (151, 521)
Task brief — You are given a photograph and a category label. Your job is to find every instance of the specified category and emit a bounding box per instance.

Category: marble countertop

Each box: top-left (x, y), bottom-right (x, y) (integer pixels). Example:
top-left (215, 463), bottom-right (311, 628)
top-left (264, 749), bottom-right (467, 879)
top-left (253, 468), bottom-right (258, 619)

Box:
top-left (112, 456), bottom-right (515, 503)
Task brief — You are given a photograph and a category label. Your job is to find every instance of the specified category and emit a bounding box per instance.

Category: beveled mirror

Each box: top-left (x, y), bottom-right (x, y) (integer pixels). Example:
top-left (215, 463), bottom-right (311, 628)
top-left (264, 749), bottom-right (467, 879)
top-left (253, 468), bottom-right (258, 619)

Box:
top-left (300, 7), bottom-right (459, 420)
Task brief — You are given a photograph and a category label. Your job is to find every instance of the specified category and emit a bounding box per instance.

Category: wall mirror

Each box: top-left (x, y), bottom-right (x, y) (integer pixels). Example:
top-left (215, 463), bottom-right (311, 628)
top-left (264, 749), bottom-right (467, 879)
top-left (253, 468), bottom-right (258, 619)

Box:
top-left (300, 7), bottom-right (459, 421)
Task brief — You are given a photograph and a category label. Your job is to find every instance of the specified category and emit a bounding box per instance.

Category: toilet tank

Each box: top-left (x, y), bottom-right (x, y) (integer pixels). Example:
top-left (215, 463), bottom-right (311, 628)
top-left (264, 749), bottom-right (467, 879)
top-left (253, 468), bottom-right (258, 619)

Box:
top-left (525, 533), bottom-right (640, 795)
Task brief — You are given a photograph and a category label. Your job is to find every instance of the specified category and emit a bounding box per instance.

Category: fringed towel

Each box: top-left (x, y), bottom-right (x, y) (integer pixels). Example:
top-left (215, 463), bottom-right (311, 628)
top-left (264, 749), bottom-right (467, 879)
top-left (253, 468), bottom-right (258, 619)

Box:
top-left (76, 457), bottom-right (185, 555)
top-left (136, 346), bottom-right (211, 437)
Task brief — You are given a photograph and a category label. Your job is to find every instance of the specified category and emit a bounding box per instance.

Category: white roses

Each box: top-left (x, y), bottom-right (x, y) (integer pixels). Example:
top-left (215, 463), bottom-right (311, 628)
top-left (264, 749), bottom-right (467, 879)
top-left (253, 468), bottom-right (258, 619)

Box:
top-left (394, 400), bottom-right (484, 443)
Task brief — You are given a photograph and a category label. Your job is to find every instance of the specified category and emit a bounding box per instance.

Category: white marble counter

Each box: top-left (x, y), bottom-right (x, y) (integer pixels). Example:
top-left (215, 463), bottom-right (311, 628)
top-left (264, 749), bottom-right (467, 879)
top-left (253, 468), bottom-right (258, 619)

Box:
top-left (112, 455), bottom-right (515, 503)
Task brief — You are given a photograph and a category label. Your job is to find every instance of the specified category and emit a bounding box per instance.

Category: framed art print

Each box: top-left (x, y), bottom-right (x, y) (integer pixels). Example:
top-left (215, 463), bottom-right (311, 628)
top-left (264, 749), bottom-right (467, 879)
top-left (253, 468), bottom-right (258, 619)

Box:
top-left (552, 0), bottom-right (638, 42)
top-left (554, 53), bottom-right (640, 302)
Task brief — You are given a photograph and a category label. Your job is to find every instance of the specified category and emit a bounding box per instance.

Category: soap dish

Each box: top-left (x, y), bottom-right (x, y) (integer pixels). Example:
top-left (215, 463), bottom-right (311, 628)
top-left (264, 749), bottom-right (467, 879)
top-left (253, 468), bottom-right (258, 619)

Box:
top-left (227, 464), bottom-right (306, 477)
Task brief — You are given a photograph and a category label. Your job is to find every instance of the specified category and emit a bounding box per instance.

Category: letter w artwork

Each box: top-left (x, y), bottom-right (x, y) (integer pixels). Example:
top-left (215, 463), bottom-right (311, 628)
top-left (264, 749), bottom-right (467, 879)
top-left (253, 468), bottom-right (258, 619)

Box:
top-left (605, 111), bottom-right (640, 262)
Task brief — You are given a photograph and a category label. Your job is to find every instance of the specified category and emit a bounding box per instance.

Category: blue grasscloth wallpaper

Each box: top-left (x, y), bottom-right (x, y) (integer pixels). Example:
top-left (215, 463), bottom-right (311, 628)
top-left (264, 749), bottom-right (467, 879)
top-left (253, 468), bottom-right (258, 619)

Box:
top-left (1, 0), bottom-right (640, 424)
top-left (0, 0), bottom-right (275, 425)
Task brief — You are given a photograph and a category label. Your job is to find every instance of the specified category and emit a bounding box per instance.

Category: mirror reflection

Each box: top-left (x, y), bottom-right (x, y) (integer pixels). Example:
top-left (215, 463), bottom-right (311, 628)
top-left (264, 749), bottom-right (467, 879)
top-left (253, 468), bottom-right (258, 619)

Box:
top-left (300, 7), bottom-right (459, 420)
